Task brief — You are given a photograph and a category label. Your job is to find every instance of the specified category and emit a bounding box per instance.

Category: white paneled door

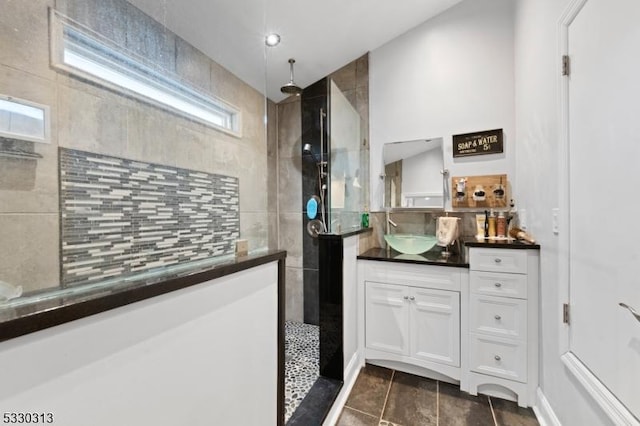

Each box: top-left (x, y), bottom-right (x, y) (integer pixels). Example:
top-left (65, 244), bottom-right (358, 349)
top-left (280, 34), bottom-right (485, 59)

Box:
top-left (568, 0), bottom-right (640, 419)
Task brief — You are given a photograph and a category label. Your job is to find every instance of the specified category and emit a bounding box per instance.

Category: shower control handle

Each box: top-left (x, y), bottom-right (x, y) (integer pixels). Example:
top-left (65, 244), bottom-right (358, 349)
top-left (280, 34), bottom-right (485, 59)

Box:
top-left (403, 296), bottom-right (409, 300)
top-left (409, 296), bottom-right (415, 301)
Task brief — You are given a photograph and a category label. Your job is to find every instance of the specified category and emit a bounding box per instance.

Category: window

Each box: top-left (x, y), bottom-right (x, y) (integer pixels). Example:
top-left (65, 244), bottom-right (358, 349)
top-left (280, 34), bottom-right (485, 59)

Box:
top-left (50, 10), bottom-right (241, 136)
top-left (0, 95), bottom-right (50, 144)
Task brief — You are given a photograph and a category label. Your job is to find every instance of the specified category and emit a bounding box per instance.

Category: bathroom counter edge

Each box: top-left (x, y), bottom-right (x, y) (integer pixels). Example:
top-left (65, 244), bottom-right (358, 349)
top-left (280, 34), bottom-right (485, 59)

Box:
top-left (358, 248), bottom-right (469, 268)
top-left (0, 250), bottom-right (287, 343)
top-left (462, 237), bottom-right (541, 249)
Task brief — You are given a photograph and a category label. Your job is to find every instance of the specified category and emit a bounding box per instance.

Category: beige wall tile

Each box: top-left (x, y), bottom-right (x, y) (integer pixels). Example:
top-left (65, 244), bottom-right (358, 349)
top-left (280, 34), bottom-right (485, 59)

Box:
top-left (176, 38), bottom-right (212, 93)
top-left (267, 100), bottom-right (278, 207)
top-left (0, 143), bottom-right (58, 214)
top-left (278, 156), bottom-right (302, 214)
top-left (210, 61), bottom-right (246, 106)
top-left (240, 212), bottom-right (269, 251)
top-left (126, 103), bottom-right (178, 167)
top-left (278, 213), bottom-right (303, 268)
top-left (238, 145), bottom-right (268, 213)
top-left (330, 60), bottom-right (357, 93)
top-left (0, 0), bottom-right (55, 81)
top-left (57, 83), bottom-right (129, 158)
top-left (173, 124), bottom-right (211, 173)
top-left (356, 54), bottom-right (369, 89)
top-left (285, 267), bottom-right (304, 322)
top-left (277, 100), bottom-right (301, 159)
top-left (0, 213), bottom-right (60, 293)
top-left (267, 212), bottom-right (278, 250)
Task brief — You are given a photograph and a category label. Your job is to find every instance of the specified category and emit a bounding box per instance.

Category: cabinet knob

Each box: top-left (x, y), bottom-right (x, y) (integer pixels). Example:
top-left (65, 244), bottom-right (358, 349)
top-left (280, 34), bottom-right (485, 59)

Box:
top-left (494, 355), bottom-right (502, 361)
top-left (409, 296), bottom-right (415, 301)
top-left (494, 282), bottom-right (502, 288)
top-left (494, 258), bottom-right (502, 264)
top-left (403, 296), bottom-right (409, 300)
top-left (495, 315), bottom-right (502, 321)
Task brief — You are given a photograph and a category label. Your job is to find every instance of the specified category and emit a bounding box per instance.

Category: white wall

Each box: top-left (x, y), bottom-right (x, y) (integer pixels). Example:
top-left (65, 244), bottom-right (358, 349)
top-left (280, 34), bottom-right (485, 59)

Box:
top-left (514, 0), bottom-right (613, 424)
top-left (403, 148), bottom-right (443, 196)
top-left (343, 235), bottom-right (359, 371)
top-left (0, 263), bottom-right (279, 426)
top-left (370, 0), bottom-right (515, 211)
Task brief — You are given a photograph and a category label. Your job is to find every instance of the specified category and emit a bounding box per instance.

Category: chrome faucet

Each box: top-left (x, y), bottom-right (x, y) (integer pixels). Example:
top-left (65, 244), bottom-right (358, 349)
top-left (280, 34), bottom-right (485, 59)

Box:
top-left (385, 210), bottom-right (398, 235)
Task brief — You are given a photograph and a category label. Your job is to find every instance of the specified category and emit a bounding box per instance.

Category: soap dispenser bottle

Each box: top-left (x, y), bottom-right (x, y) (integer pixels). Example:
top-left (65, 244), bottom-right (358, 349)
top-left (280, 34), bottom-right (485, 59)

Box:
top-left (361, 205), bottom-right (369, 228)
top-left (497, 211), bottom-right (506, 238)
top-left (488, 210), bottom-right (497, 238)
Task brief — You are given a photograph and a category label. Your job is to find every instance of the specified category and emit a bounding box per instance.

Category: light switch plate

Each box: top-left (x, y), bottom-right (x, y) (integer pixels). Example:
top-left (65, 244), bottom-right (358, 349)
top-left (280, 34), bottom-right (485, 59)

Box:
top-left (552, 208), bottom-right (560, 234)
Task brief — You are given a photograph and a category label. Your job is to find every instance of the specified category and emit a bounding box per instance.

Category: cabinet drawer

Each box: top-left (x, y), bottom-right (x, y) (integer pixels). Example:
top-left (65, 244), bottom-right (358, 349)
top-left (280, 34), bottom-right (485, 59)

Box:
top-left (470, 294), bottom-right (527, 340)
top-left (469, 248), bottom-right (527, 274)
top-left (362, 261), bottom-right (461, 292)
top-left (470, 271), bottom-right (528, 299)
top-left (470, 334), bottom-right (527, 383)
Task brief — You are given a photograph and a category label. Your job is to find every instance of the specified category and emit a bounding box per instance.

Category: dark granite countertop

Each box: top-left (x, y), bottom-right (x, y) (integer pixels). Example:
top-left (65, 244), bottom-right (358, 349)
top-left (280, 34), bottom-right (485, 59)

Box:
top-left (358, 236), bottom-right (540, 267)
top-left (358, 247), bottom-right (469, 268)
top-left (318, 227), bottom-right (373, 239)
top-left (0, 249), bottom-right (286, 342)
top-left (462, 236), bottom-right (541, 249)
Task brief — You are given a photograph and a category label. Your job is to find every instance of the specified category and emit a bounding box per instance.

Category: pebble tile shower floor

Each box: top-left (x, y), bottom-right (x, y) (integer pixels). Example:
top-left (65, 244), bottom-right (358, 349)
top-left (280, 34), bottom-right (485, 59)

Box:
top-left (285, 321), bottom-right (320, 423)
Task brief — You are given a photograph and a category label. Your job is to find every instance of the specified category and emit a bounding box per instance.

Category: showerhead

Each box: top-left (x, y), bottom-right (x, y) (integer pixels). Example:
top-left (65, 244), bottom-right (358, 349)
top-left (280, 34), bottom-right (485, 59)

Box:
top-left (281, 58), bottom-right (303, 96)
top-left (303, 143), bottom-right (313, 154)
top-left (302, 143), bottom-right (318, 163)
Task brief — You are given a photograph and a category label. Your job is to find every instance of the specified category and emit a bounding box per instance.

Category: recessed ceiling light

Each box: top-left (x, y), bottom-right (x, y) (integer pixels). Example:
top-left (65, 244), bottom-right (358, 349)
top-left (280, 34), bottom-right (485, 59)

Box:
top-left (265, 33), bottom-right (281, 47)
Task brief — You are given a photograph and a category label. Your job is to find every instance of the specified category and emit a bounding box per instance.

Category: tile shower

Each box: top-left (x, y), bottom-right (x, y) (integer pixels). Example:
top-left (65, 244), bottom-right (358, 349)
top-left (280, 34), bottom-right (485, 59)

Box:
top-left (0, 0), bottom-right (271, 298)
top-left (277, 56), bottom-right (370, 422)
top-left (59, 148), bottom-right (239, 286)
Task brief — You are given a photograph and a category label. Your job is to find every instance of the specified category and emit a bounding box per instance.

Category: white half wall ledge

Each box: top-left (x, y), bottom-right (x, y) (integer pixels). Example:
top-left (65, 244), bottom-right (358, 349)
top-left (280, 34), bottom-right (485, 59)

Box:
top-left (561, 352), bottom-right (640, 426)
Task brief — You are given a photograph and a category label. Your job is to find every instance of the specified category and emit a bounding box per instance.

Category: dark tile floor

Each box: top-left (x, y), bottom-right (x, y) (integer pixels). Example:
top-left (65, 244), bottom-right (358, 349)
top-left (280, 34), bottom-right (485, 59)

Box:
top-left (336, 364), bottom-right (539, 426)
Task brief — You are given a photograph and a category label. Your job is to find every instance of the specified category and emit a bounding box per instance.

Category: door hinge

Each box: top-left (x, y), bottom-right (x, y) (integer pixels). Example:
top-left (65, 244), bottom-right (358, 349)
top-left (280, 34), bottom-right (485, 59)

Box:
top-left (562, 55), bottom-right (570, 76)
top-left (563, 303), bottom-right (570, 324)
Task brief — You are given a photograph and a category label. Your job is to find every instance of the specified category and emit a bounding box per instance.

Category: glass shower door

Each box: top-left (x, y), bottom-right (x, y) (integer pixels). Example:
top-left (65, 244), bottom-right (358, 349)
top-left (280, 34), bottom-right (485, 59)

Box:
top-left (328, 80), bottom-right (364, 234)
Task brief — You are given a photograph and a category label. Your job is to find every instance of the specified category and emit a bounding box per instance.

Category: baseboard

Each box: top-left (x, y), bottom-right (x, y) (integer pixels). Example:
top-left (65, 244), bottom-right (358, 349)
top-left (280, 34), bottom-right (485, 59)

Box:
top-left (322, 353), bottom-right (363, 426)
top-left (534, 388), bottom-right (561, 426)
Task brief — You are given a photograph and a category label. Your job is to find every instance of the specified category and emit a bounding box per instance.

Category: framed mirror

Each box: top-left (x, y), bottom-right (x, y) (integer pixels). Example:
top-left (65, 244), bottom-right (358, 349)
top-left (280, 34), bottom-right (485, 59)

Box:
top-left (383, 138), bottom-right (445, 209)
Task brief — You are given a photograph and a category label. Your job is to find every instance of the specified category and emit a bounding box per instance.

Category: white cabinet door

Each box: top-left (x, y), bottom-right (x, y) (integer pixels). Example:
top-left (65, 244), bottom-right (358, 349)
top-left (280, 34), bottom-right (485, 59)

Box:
top-left (410, 287), bottom-right (460, 367)
top-left (365, 281), bottom-right (409, 355)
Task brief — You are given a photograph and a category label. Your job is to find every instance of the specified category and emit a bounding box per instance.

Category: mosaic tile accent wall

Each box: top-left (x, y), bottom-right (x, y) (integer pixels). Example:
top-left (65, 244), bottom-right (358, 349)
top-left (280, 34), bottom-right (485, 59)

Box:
top-left (59, 148), bottom-right (239, 286)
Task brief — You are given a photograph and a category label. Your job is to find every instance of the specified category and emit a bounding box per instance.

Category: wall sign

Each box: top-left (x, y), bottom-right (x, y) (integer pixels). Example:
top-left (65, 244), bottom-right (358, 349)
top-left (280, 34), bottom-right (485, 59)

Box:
top-left (453, 128), bottom-right (503, 158)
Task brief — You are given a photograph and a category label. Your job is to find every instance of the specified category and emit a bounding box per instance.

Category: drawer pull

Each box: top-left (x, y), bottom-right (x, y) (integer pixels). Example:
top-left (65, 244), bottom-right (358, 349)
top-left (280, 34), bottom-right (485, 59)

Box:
top-left (494, 355), bottom-right (502, 361)
top-left (409, 296), bottom-right (415, 301)
top-left (494, 258), bottom-right (502, 264)
top-left (494, 282), bottom-right (502, 288)
top-left (494, 315), bottom-right (502, 321)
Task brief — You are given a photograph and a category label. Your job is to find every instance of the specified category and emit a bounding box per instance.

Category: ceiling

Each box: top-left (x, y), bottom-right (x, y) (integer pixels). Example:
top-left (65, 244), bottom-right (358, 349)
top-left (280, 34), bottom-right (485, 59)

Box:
top-left (128, 0), bottom-right (463, 103)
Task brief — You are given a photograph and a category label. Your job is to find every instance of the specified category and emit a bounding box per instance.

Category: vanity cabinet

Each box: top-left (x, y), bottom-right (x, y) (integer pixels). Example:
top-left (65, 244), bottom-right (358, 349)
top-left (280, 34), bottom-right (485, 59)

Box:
top-left (366, 282), bottom-right (460, 366)
top-left (467, 247), bottom-right (539, 407)
top-left (359, 260), bottom-right (467, 382)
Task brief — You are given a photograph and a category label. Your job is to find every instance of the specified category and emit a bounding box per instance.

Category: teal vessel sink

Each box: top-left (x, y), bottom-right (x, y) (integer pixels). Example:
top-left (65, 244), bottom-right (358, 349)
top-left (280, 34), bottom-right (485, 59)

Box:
top-left (384, 234), bottom-right (438, 254)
